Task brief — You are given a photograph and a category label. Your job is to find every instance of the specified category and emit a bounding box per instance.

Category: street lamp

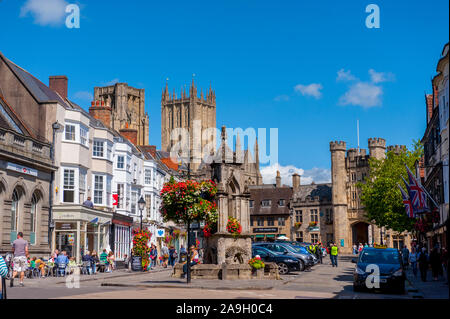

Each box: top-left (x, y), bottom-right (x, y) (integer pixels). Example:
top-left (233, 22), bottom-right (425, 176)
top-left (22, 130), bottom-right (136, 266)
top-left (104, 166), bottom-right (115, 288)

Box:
top-left (138, 196), bottom-right (146, 230)
top-left (49, 122), bottom-right (63, 249)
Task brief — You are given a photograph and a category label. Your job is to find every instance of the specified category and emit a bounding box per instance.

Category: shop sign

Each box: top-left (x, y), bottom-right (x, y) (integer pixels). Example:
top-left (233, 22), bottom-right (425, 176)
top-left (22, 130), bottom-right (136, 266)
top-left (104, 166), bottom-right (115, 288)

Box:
top-left (7, 162), bottom-right (38, 177)
top-left (253, 227), bottom-right (278, 233)
top-left (156, 229), bottom-right (165, 237)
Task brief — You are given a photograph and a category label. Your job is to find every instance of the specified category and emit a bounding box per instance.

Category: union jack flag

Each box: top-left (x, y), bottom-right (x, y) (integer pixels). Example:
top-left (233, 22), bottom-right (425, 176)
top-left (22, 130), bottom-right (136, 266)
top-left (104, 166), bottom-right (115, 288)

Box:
top-left (405, 165), bottom-right (429, 213)
top-left (398, 183), bottom-right (414, 218)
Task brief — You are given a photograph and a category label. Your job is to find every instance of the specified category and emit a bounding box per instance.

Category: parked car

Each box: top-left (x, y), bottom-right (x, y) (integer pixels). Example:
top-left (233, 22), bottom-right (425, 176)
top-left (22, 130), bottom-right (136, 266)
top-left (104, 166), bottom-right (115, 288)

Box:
top-left (253, 242), bottom-right (314, 270)
top-left (252, 246), bottom-right (302, 275)
top-left (278, 240), bottom-right (325, 261)
top-left (352, 247), bottom-right (405, 294)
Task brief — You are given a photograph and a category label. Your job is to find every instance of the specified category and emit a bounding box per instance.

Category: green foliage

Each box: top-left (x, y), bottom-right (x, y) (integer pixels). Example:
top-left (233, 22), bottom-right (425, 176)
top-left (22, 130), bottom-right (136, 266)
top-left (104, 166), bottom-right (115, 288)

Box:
top-left (357, 141), bottom-right (423, 233)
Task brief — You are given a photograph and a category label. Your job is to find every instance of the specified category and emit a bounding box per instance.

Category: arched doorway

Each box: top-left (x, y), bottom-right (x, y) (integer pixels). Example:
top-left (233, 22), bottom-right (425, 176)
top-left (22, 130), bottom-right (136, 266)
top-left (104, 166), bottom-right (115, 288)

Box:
top-left (352, 222), bottom-right (369, 246)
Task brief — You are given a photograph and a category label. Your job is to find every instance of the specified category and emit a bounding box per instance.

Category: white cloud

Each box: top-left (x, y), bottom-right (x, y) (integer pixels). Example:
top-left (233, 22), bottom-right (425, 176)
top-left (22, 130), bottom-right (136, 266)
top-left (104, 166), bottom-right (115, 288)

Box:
top-left (336, 69), bottom-right (357, 82)
top-left (274, 94), bottom-right (290, 102)
top-left (20, 0), bottom-right (68, 26)
top-left (73, 91), bottom-right (93, 101)
top-left (260, 163), bottom-right (331, 186)
top-left (339, 82), bottom-right (382, 108)
top-left (368, 69), bottom-right (395, 83)
top-left (294, 83), bottom-right (323, 99)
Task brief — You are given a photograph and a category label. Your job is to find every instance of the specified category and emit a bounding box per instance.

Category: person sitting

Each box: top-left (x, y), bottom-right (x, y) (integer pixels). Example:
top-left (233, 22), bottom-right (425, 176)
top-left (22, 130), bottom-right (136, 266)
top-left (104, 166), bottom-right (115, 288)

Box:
top-left (35, 257), bottom-right (46, 277)
top-left (181, 246), bottom-right (199, 279)
top-left (82, 251), bottom-right (93, 275)
top-left (68, 257), bottom-right (78, 274)
top-left (91, 251), bottom-right (99, 274)
top-left (99, 249), bottom-right (108, 272)
top-left (55, 251), bottom-right (69, 276)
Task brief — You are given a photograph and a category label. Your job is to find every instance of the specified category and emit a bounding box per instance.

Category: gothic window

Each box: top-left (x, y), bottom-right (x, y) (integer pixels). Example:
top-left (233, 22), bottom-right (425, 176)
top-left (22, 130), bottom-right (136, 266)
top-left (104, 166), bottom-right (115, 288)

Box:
top-left (11, 189), bottom-right (20, 231)
top-left (310, 209), bottom-right (318, 222)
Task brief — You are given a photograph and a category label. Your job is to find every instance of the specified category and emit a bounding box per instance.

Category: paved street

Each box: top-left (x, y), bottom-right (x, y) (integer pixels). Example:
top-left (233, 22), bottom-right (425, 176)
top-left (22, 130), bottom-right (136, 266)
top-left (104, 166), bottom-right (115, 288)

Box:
top-left (5, 257), bottom-right (448, 299)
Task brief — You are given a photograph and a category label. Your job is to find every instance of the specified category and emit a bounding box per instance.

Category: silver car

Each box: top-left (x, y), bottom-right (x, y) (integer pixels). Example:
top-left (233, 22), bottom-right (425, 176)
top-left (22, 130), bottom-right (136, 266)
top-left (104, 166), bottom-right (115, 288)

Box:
top-left (253, 242), bottom-right (314, 270)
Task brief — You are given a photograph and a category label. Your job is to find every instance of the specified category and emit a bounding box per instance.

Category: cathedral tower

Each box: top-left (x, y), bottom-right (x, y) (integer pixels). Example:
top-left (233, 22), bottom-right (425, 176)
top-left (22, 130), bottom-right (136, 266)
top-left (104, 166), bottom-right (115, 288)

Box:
top-left (93, 83), bottom-right (149, 145)
top-left (161, 80), bottom-right (216, 171)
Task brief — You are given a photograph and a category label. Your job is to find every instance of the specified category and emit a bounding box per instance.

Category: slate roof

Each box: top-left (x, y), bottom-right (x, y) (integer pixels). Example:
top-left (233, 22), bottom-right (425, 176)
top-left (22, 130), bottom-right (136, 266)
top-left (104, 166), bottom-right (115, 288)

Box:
top-left (1, 53), bottom-right (72, 109)
top-left (291, 183), bottom-right (332, 203)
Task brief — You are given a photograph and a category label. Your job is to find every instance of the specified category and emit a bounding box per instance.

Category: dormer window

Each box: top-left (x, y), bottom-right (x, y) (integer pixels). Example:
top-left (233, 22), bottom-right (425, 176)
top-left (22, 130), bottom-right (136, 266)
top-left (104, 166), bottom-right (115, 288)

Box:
top-left (261, 200), bottom-right (271, 207)
top-left (279, 199), bottom-right (285, 207)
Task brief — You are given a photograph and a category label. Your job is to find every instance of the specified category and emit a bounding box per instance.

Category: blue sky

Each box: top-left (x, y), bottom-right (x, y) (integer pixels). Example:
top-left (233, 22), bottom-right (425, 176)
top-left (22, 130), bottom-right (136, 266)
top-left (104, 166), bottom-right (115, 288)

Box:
top-left (0, 0), bottom-right (448, 184)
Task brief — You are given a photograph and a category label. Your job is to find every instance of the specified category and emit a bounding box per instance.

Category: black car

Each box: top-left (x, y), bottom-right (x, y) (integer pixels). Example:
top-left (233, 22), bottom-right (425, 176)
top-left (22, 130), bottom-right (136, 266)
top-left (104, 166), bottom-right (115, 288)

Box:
top-left (253, 242), bottom-right (313, 270)
top-left (252, 246), bottom-right (302, 275)
top-left (352, 247), bottom-right (405, 294)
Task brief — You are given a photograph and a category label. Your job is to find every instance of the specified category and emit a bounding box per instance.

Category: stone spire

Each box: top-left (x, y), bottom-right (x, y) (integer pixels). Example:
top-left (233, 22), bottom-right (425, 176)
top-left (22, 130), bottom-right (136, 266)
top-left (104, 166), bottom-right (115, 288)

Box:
top-left (276, 170), bottom-right (281, 187)
top-left (235, 132), bottom-right (243, 163)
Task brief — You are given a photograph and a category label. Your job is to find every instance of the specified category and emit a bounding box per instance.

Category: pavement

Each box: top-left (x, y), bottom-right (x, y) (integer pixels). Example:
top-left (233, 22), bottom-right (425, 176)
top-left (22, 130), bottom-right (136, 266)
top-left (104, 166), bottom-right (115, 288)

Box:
top-left (404, 267), bottom-right (449, 299)
top-left (4, 257), bottom-right (449, 299)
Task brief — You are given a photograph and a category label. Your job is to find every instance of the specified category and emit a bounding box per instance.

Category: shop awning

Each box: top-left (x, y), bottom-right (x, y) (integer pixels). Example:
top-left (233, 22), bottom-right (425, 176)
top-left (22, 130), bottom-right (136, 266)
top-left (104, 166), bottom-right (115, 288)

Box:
top-left (255, 235), bottom-right (265, 238)
top-left (266, 234), bottom-right (275, 238)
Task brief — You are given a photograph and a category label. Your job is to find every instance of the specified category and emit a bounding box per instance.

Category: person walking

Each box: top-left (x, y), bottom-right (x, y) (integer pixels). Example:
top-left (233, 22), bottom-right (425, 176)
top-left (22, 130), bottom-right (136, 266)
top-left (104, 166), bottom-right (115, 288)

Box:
top-left (418, 247), bottom-right (429, 282)
top-left (401, 245), bottom-right (410, 270)
top-left (330, 243), bottom-right (338, 267)
top-left (1, 255), bottom-right (8, 299)
top-left (161, 244), bottom-right (169, 268)
top-left (107, 251), bottom-right (116, 272)
top-left (409, 247), bottom-right (418, 278)
top-left (149, 244), bottom-right (158, 269)
top-left (358, 243), bottom-right (363, 253)
top-left (352, 244), bottom-right (358, 255)
top-left (168, 246), bottom-right (177, 267)
top-left (441, 247), bottom-right (448, 284)
top-left (429, 246), bottom-right (441, 281)
top-left (10, 232), bottom-right (29, 287)
top-left (315, 243), bottom-right (323, 264)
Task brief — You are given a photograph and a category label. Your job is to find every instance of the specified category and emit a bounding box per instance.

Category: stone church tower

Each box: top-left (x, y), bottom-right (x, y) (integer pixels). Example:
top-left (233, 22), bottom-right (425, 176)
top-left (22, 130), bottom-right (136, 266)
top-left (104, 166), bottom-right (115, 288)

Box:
top-left (92, 83), bottom-right (149, 145)
top-left (161, 80), bottom-right (216, 171)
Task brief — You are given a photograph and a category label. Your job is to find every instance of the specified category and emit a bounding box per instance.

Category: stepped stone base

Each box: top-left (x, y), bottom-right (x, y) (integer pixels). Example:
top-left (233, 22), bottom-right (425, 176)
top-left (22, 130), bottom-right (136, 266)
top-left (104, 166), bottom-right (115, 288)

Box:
top-left (172, 262), bottom-right (280, 280)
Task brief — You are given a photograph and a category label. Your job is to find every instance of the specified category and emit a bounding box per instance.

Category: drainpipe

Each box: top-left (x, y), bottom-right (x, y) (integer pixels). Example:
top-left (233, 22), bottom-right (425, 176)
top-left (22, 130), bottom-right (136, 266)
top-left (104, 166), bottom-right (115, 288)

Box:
top-left (49, 122), bottom-right (63, 252)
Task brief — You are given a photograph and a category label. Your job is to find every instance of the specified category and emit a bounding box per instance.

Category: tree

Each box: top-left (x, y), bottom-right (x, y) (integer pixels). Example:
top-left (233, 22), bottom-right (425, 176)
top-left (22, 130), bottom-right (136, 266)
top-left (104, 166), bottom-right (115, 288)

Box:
top-left (358, 141), bottom-right (423, 233)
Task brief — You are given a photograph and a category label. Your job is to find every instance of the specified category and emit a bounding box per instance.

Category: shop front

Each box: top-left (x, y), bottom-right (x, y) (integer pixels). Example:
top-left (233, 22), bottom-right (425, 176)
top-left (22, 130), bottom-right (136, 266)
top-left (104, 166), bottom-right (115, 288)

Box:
top-left (111, 212), bottom-right (133, 261)
top-left (52, 205), bottom-right (112, 263)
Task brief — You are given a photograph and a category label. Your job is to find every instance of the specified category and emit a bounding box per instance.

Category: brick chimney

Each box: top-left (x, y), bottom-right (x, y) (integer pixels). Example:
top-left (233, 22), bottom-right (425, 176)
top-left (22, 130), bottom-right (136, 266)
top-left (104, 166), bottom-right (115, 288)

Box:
top-left (89, 100), bottom-right (111, 127)
top-left (292, 173), bottom-right (300, 191)
top-left (49, 76), bottom-right (68, 99)
top-left (276, 170), bottom-right (281, 188)
top-left (120, 127), bottom-right (138, 146)
top-left (140, 145), bottom-right (157, 157)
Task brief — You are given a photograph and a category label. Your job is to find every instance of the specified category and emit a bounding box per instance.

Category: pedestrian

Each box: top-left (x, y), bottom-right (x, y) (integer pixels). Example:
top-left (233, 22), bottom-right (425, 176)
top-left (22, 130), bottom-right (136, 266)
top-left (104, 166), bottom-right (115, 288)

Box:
top-left (1, 255), bottom-right (8, 299)
top-left (330, 243), bottom-right (338, 267)
top-left (364, 243), bottom-right (368, 248)
top-left (150, 244), bottom-right (157, 269)
top-left (418, 247), bottom-right (429, 282)
top-left (55, 251), bottom-right (69, 276)
top-left (10, 232), bottom-right (29, 287)
top-left (409, 247), bottom-right (418, 278)
top-left (352, 244), bottom-right (358, 255)
top-left (441, 248), bottom-right (448, 284)
top-left (181, 245), bottom-right (199, 278)
top-left (91, 251), bottom-right (99, 274)
top-left (401, 245), bottom-right (410, 270)
top-left (429, 246), bottom-right (441, 281)
top-left (168, 245), bottom-right (177, 267)
top-left (161, 244), bottom-right (169, 268)
top-left (317, 242), bottom-right (323, 264)
top-left (358, 243), bottom-right (363, 253)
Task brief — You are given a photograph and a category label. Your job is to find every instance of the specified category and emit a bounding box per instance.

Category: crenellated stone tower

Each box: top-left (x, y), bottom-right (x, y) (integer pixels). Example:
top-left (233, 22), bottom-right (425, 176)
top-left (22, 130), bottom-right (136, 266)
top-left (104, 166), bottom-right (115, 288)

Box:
top-left (329, 137), bottom-right (406, 253)
top-left (93, 83), bottom-right (149, 145)
top-left (161, 80), bottom-right (216, 171)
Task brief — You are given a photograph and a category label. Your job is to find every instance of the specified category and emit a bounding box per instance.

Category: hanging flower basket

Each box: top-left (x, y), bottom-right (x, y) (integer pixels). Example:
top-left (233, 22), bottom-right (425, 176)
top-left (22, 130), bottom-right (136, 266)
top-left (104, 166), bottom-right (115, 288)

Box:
top-left (309, 221), bottom-right (318, 227)
top-left (294, 222), bottom-right (302, 228)
top-left (226, 217), bottom-right (242, 238)
top-left (203, 222), bottom-right (217, 238)
top-left (160, 178), bottom-right (218, 224)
